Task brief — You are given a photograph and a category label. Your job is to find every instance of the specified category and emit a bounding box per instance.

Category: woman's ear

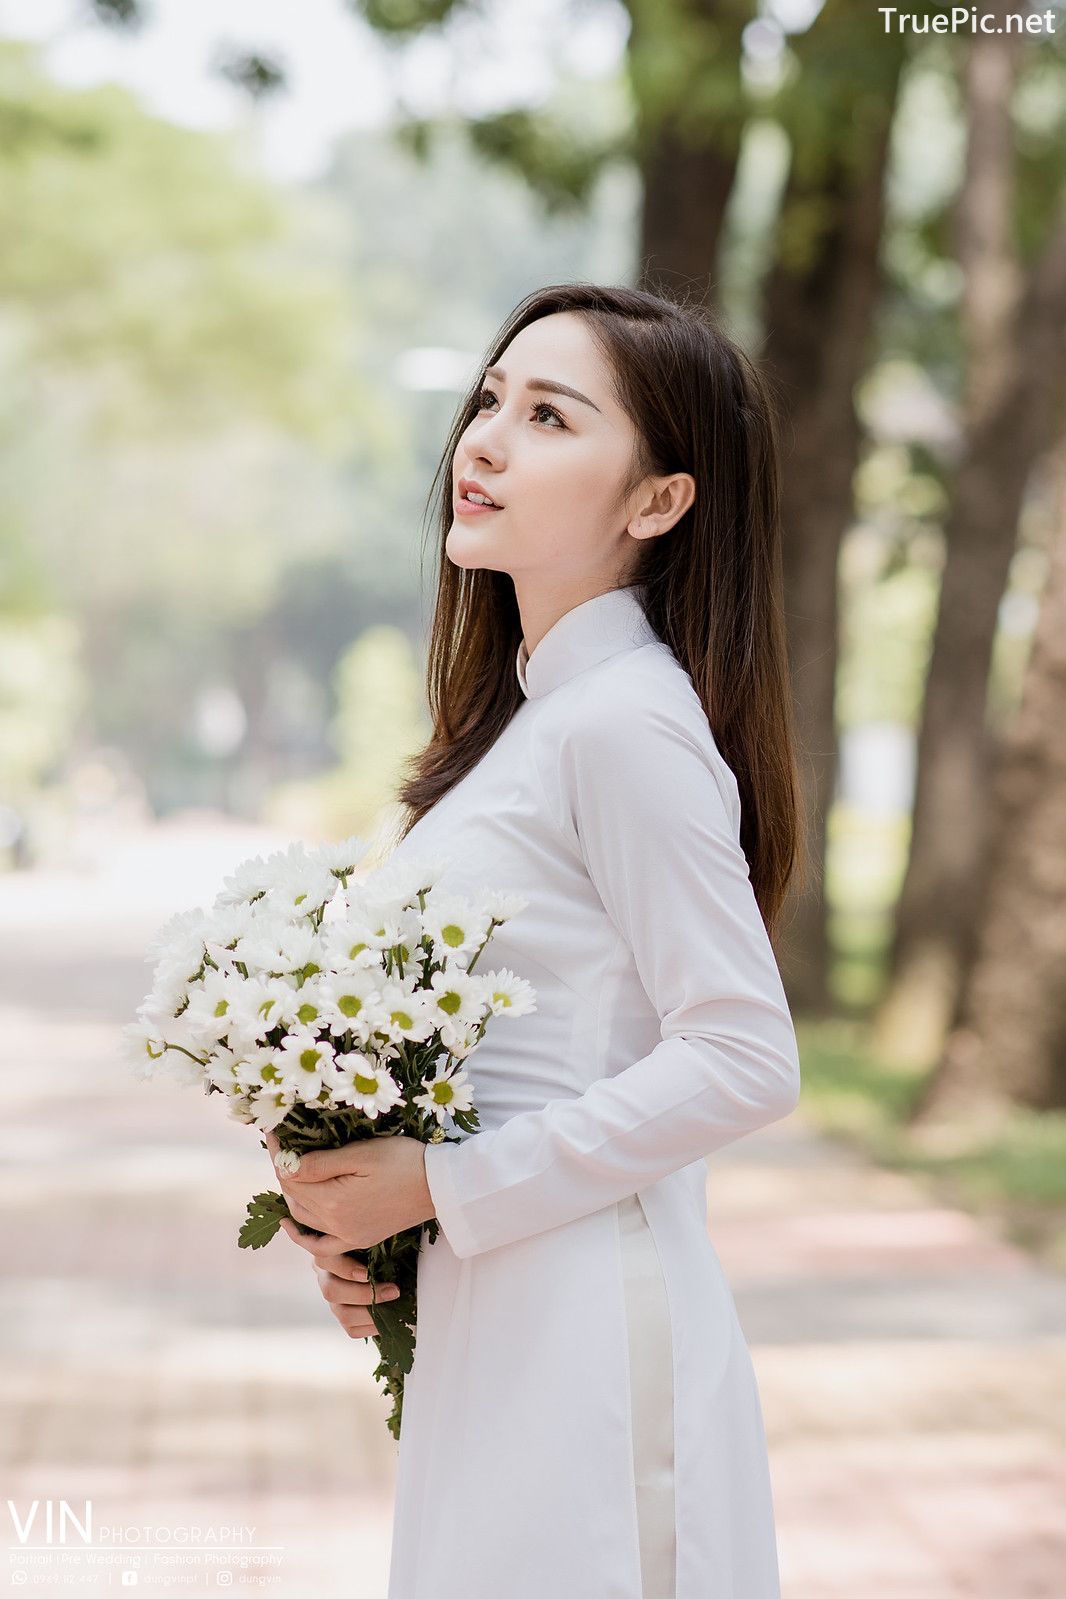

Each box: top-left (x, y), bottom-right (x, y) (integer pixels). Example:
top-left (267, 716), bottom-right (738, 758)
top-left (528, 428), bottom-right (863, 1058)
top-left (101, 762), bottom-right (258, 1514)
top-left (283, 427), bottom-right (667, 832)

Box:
top-left (628, 472), bottom-right (695, 541)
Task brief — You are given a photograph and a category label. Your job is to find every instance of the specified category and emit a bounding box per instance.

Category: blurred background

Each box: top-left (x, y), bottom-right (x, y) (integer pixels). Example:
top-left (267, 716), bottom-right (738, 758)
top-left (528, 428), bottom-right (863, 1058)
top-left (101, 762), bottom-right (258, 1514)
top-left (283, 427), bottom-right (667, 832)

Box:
top-left (2, 0), bottom-right (1065, 1594)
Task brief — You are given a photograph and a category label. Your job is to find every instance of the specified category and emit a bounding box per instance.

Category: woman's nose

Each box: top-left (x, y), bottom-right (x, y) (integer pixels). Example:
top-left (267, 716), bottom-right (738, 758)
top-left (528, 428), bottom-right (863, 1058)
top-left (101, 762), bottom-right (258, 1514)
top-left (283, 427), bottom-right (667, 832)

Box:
top-left (466, 419), bottom-right (505, 465)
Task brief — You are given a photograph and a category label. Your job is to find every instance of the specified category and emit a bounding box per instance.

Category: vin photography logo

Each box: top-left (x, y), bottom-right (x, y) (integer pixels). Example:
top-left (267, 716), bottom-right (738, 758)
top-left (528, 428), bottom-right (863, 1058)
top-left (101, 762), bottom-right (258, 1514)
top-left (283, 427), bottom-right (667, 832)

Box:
top-left (7, 1500), bottom-right (93, 1546)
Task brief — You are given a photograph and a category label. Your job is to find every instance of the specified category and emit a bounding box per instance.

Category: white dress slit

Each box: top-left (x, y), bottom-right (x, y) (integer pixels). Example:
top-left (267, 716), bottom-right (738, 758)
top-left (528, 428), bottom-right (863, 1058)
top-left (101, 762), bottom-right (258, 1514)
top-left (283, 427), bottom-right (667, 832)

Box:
top-left (618, 1192), bottom-right (676, 1599)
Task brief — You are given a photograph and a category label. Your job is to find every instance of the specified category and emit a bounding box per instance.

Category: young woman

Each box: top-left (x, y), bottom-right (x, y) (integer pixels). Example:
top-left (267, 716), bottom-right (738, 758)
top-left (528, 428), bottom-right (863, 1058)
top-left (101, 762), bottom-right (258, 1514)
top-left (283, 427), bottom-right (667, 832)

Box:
top-left (268, 282), bottom-right (808, 1598)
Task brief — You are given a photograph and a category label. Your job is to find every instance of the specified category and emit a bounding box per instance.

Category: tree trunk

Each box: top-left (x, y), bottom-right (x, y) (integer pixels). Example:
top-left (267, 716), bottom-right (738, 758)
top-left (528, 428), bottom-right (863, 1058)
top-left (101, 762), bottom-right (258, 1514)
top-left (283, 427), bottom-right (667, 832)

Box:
top-left (760, 39), bottom-right (905, 1014)
top-left (876, 181), bottom-right (1066, 1068)
top-left (624, 0), bottom-right (751, 308)
top-left (911, 431), bottom-right (1066, 1132)
top-left (636, 124), bottom-right (742, 306)
top-left (623, 0), bottom-right (903, 1014)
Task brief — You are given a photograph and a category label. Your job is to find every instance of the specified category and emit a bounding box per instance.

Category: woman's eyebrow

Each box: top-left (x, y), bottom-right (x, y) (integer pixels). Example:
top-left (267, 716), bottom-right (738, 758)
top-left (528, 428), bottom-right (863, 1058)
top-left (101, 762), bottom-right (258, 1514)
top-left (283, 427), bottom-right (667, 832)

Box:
top-left (482, 364), bottom-right (602, 413)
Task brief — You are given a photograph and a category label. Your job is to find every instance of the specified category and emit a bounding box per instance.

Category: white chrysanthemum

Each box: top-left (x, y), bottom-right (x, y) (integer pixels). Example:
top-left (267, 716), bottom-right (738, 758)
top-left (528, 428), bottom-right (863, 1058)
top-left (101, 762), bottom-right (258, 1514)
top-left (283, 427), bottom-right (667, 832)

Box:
top-left (226, 1092), bottom-right (260, 1125)
top-left (359, 853), bottom-right (452, 910)
top-left (419, 895), bottom-right (493, 963)
top-left (182, 969), bottom-right (241, 1037)
top-left (273, 1146), bottom-right (302, 1174)
top-left (437, 1017), bottom-right (485, 1056)
top-left (412, 1061), bottom-right (475, 1126)
top-left (143, 957), bottom-right (198, 1023)
top-left (311, 834), bottom-right (371, 880)
top-left (320, 916), bottom-right (392, 974)
top-left (348, 992), bottom-right (396, 1050)
top-left (200, 942), bottom-right (238, 981)
top-left (248, 1091), bottom-right (296, 1132)
top-left (233, 1045), bottom-right (289, 1095)
top-left (275, 1031), bottom-right (336, 1103)
top-left (358, 902), bottom-right (426, 965)
top-left (331, 1057), bottom-right (404, 1119)
top-left (273, 923), bottom-right (324, 974)
top-left (234, 922), bottom-right (321, 980)
top-left (120, 1019), bottom-right (206, 1087)
top-left (199, 902), bottom-right (262, 972)
top-left (258, 857), bottom-right (337, 922)
top-left (120, 1018), bottom-right (169, 1080)
top-left (144, 906), bottom-right (209, 967)
top-left (424, 968), bottom-right (490, 1033)
top-left (227, 933), bottom-right (288, 978)
top-left (373, 979), bottom-right (437, 1045)
top-left (214, 840), bottom-right (311, 910)
top-left (223, 1087), bottom-right (292, 1138)
top-left (222, 975), bottom-right (293, 1043)
top-left (203, 1043), bottom-right (244, 1093)
top-left (316, 969), bottom-right (384, 1039)
top-left (135, 996), bottom-right (215, 1061)
top-left (214, 853), bottom-right (274, 909)
top-left (273, 973), bottom-right (331, 1034)
top-left (481, 890), bottom-right (529, 924)
top-left (244, 976), bottom-right (323, 1035)
top-left (476, 969), bottom-right (538, 1018)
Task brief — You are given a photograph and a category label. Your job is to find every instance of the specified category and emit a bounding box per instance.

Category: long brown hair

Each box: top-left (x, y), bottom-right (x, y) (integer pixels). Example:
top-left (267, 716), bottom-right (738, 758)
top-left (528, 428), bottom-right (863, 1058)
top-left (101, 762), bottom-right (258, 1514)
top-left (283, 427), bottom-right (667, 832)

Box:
top-left (394, 282), bottom-right (807, 945)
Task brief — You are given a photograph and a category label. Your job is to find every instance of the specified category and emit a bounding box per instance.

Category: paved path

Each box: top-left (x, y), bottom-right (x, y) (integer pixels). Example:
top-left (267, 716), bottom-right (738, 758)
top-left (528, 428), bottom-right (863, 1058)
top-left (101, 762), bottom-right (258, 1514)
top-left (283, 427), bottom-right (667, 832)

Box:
top-left (2, 815), bottom-right (1064, 1597)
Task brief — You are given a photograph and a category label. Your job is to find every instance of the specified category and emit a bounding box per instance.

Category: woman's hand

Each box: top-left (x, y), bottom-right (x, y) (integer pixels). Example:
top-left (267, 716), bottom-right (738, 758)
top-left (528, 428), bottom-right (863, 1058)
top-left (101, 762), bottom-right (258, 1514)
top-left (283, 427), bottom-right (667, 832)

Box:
top-left (263, 1128), bottom-right (436, 1251)
top-left (295, 1231), bottom-right (402, 1341)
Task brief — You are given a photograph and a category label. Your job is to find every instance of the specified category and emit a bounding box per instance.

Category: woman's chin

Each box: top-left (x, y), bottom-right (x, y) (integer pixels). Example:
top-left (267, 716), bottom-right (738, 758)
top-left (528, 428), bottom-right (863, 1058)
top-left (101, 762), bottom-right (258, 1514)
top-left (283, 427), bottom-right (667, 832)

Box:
top-left (446, 525), bottom-right (511, 574)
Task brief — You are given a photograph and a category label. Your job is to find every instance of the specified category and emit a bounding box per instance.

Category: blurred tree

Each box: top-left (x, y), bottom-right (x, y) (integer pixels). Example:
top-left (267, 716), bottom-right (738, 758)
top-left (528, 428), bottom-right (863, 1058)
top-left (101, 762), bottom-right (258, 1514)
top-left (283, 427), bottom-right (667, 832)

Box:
top-left (875, 11), bottom-right (1066, 1063)
top-left (0, 41), bottom-right (359, 446)
top-left (620, 0), bottom-right (752, 301)
top-left (264, 624), bottom-right (431, 842)
top-left (0, 616), bottom-right (82, 803)
top-left (325, 623), bottom-right (430, 825)
top-left (911, 432), bottom-right (1066, 1129)
top-left (760, 0), bottom-right (908, 1010)
top-left (0, 41), bottom-right (375, 817)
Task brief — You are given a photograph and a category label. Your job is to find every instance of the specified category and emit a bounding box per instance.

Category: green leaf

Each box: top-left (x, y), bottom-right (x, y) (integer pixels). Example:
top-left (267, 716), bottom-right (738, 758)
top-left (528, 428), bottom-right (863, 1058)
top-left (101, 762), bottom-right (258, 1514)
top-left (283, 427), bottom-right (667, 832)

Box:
top-left (370, 1293), bottom-right (417, 1376)
top-left (238, 1188), bottom-right (291, 1249)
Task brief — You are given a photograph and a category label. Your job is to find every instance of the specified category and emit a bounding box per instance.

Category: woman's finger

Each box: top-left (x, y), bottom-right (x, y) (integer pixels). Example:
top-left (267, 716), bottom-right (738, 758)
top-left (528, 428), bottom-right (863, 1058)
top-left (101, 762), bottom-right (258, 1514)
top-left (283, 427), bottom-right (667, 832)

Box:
top-left (318, 1272), bottom-right (400, 1309)
top-left (280, 1192), bottom-right (325, 1230)
top-left (308, 1270), bottom-right (382, 1339)
top-left (312, 1251), bottom-right (371, 1282)
top-left (280, 1222), bottom-right (372, 1283)
top-left (339, 1311), bottom-right (378, 1340)
top-left (278, 1216), bottom-right (348, 1255)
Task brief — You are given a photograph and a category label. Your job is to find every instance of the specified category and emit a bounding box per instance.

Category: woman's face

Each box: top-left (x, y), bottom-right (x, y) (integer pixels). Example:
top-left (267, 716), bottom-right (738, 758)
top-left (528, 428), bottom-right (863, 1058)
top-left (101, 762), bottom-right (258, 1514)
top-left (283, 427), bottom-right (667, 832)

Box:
top-left (447, 311), bottom-right (657, 591)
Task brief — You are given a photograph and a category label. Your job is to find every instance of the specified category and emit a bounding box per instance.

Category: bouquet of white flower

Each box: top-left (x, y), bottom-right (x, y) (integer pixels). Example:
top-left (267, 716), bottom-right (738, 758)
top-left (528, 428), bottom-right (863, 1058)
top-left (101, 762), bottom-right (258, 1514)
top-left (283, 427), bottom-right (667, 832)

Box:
top-left (122, 835), bottom-right (535, 1438)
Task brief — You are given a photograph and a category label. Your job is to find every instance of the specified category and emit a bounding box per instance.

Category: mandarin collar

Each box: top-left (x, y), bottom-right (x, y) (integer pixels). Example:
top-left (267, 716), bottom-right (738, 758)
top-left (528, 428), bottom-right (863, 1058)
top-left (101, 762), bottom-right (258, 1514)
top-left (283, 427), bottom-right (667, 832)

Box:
top-left (515, 584), bottom-right (658, 701)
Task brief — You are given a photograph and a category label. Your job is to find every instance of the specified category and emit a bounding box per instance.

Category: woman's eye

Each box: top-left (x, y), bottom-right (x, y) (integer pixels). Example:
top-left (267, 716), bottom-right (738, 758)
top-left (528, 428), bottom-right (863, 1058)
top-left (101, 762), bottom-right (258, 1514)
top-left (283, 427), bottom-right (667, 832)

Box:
top-left (474, 389), bottom-right (566, 430)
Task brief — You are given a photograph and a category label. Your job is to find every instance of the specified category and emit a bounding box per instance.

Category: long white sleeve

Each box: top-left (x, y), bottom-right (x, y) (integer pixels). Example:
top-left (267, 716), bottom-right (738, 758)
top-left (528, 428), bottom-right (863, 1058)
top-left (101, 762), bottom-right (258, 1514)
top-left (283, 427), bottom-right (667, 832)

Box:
top-left (422, 672), bottom-right (801, 1261)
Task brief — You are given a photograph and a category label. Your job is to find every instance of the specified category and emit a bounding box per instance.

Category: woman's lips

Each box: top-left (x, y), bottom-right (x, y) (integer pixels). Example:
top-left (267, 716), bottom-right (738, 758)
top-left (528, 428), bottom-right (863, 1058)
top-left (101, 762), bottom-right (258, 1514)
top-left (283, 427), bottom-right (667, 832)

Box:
top-left (455, 494), bottom-right (504, 517)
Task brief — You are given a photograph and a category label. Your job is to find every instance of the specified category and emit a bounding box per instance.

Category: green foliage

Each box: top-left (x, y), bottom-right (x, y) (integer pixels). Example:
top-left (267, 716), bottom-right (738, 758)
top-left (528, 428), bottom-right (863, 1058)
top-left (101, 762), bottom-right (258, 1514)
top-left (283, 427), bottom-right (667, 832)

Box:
top-left (1013, 34), bottom-right (1066, 263)
top-left (0, 40), bottom-right (360, 445)
top-left (213, 50), bottom-right (287, 102)
top-left (0, 616), bottom-right (83, 796)
top-left (769, 0), bottom-right (909, 237)
top-left (387, 64), bottom-right (636, 220)
top-left (349, 0), bottom-right (462, 35)
top-left (271, 625), bottom-right (431, 840)
top-left (796, 1018), bottom-right (1066, 1267)
top-left (625, 0), bottom-right (751, 142)
top-left (796, 1019), bottom-right (928, 1137)
top-left (91, 0), bottom-right (144, 27)
top-left (464, 108), bottom-right (626, 216)
top-left (0, 41), bottom-right (391, 815)
top-left (238, 1189), bottom-right (291, 1249)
